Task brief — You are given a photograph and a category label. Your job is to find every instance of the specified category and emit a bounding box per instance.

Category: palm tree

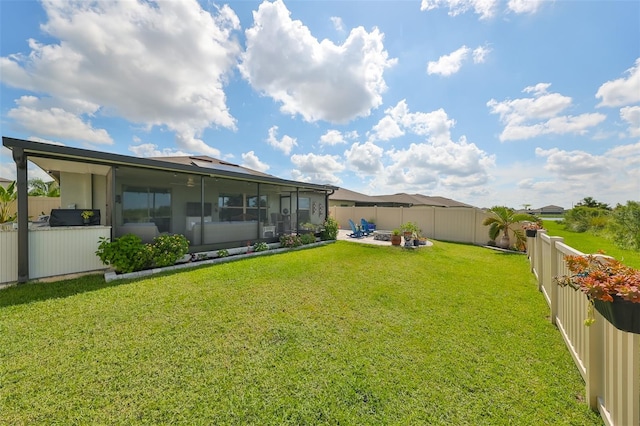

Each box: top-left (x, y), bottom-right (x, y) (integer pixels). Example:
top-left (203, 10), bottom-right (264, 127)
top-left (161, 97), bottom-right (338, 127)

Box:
top-left (28, 178), bottom-right (60, 197)
top-left (482, 206), bottom-right (533, 249)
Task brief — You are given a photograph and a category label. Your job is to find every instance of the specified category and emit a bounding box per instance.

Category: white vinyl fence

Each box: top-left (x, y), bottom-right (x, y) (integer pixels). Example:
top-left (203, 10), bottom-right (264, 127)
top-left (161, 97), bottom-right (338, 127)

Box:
top-left (330, 206), bottom-right (496, 245)
top-left (0, 226), bottom-right (111, 285)
top-left (528, 231), bottom-right (640, 426)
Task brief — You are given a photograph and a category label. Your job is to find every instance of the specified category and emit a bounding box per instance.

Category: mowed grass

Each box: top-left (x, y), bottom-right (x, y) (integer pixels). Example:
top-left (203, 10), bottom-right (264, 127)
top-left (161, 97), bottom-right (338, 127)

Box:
top-left (1, 241), bottom-right (602, 425)
top-left (543, 220), bottom-right (640, 269)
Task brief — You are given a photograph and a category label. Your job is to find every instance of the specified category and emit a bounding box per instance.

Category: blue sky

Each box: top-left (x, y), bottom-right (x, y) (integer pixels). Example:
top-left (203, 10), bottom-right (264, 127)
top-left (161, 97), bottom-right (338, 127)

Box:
top-left (1, 0), bottom-right (638, 209)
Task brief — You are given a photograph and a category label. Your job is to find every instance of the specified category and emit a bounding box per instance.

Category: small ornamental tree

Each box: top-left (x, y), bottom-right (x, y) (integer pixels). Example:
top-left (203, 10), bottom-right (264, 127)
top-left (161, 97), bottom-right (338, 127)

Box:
top-left (482, 206), bottom-right (532, 249)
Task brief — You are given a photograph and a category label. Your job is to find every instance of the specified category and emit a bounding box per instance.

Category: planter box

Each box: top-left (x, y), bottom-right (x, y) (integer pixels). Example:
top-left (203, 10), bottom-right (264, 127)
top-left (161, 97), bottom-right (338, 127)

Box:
top-left (594, 296), bottom-right (640, 334)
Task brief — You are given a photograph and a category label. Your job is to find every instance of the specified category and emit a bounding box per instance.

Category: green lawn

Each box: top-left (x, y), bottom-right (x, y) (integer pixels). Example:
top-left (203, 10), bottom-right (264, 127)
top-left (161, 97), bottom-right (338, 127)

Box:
top-left (542, 220), bottom-right (640, 269)
top-left (1, 241), bottom-right (602, 425)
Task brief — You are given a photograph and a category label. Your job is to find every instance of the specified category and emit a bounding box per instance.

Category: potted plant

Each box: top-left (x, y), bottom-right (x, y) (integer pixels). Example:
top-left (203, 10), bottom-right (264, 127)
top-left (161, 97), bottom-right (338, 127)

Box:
top-left (482, 206), bottom-right (532, 249)
top-left (400, 222), bottom-right (420, 246)
top-left (391, 228), bottom-right (402, 246)
top-left (81, 210), bottom-right (94, 225)
top-left (555, 254), bottom-right (640, 333)
top-left (523, 219), bottom-right (543, 237)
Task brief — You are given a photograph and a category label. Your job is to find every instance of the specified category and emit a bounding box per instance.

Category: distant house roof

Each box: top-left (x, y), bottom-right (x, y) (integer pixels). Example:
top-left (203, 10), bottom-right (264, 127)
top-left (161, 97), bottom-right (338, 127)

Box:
top-left (329, 187), bottom-right (474, 208)
top-left (0, 176), bottom-right (12, 183)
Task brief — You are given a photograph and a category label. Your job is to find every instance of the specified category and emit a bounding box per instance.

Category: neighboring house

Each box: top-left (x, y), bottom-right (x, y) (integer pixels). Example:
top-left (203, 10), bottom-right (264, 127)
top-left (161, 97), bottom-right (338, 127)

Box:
top-left (329, 187), bottom-right (474, 208)
top-left (525, 205), bottom-right (565, 215)
top-left (3, 136), bottom-right (337, 281)
top-left (0, 176), bottom-right (12, 189)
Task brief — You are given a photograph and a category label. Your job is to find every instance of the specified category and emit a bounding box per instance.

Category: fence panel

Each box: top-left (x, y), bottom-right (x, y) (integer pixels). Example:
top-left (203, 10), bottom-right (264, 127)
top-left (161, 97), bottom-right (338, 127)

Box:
top-left (331, 206), bottom-right (488, 245)
top-left (0, 230), bottom-right (18, 284)
top-left (528, 232), bottom-right (640, 425)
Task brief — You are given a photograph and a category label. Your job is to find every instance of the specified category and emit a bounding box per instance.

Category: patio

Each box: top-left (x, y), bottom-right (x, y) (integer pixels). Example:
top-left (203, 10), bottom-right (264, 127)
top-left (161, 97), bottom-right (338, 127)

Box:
top-left (337, 229), bottom-right (433, 247)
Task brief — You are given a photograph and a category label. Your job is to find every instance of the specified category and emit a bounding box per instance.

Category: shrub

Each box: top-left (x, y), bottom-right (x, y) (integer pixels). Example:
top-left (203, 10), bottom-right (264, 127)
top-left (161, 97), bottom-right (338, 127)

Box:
top-left (217, 249), bottom-right (229, 258)
top-left (300, 233), bottom-right (316, 245)
top-left (320, 216), bottom-right (339, 240)
top-left (95, 234), bottom-right (152, 273)
top-left (253, 241), bottom-right (269, 252)
top-left (563, 206), bottom-right (610, 233)
top-left (150, 234), bottom-right (189, 267)
top-left (280, 234), bottom-right (302, 248)
top-left (608, 201), bottom-right (640, 251)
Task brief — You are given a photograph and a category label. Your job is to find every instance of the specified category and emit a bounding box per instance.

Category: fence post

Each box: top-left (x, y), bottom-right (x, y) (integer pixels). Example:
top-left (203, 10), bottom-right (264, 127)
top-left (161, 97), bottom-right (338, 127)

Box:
top-left (548, 236), bottom-right (563, 326)
top-left (585, 311), bottom-right (604, 411)
top-left (535, 230), bottom-right (546, 291)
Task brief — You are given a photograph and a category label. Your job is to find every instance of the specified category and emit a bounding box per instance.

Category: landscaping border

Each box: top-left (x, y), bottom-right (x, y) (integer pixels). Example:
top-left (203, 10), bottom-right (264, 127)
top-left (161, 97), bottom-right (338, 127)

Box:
top-left (104, 240), bottom-right (335, 282)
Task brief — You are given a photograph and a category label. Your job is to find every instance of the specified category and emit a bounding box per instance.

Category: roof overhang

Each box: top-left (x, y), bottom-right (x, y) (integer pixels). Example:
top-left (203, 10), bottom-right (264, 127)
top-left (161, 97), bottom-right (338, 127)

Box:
top-left (3, 136), bottom-right (337, 192)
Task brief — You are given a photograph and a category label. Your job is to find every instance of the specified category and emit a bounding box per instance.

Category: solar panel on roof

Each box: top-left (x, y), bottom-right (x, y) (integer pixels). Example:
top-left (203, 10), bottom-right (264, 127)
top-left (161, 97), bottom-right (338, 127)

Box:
top-left (191, 159), bottom-right (253, 175)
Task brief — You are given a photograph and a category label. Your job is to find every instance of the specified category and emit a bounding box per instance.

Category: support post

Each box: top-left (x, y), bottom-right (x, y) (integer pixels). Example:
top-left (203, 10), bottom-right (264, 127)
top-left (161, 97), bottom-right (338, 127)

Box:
top-left (12, 147), bottom-right (29, 283)
top-left (548, 236), bottom-right (564, 326)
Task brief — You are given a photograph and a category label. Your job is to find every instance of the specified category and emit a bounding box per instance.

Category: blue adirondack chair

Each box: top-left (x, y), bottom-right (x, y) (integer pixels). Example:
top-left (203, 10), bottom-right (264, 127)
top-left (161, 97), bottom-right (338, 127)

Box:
top-left (348, 219), bottom-right (363, 238)
top-left (360, 218), bottom-right (373, 236)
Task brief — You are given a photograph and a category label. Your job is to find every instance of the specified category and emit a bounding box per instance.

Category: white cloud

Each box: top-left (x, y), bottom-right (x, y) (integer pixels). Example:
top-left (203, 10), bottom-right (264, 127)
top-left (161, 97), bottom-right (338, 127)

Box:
top-left (369, 100), bottom-right (455, 144)
top-left (330, 16), bottom-right (344, 32)
top-left (344, 142), bottom-right (384, 175)
top-left (507, 0), bottom-right (544, 14)
top-left (427, 46), bottom-right (471, 76)
top-left (535, 147), bottom-right (609, 177)
top-left (488, 84), bottom-right (606, 141)
top-left (0, 0), bottom-right (241, 153)
top-left (241, 151), bottom-right (270, 172)
top-left (370, 115), bottom-right (405, 141)
top-left (420, 0), bottom-right (499, 20)
top-left (472, 45), bottom-right (491, 63)
top-left (267, 126), bottom-right (298, 155)
top-left (531, 143), bottom-right (640, 204)
top-left (319, 130), bottom-right (348, 146)
top-left (427, 44), bottom-right (489, 76)
top-left (7, 96), bottom-right (112, 145)
top-left (239, 0), bottom-right (396, 124)
top-left (421, 0), bottom-right (546, 19)
top-left (290, 153), bottom-right (344, 185)
top-left (129, 143), bottom-right (191, 158)
top-left (596, 58), bottom-right (640, 107)
top-left (365, 101), bottom-right (495, 192)
top-left (620, 106), bottom-right (640, 137)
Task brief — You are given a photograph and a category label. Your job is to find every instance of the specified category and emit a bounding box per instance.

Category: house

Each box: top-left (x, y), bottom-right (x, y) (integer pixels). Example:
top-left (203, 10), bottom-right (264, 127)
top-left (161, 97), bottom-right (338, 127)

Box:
top-left (0, 176), bottom-right (12, 189)
top-left (329, 187), bottom-right (474, 208)
top-left (523, 205), bottom-right (565, 215)
top-left (2, 136), bottom-right (337, 283)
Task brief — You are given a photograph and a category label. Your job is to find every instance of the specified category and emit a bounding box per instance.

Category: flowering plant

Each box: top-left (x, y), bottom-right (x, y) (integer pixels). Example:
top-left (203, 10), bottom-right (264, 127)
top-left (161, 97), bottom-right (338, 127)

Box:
top-left (555, 254), bottom-right (640, 325)
top-left (523, 221), bottom-right (543, 231)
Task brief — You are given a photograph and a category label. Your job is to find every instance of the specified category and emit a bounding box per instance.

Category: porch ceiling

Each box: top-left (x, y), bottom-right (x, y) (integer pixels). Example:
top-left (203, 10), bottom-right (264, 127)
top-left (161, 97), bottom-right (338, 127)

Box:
top-left (30, 157), bottom-right (111, 178)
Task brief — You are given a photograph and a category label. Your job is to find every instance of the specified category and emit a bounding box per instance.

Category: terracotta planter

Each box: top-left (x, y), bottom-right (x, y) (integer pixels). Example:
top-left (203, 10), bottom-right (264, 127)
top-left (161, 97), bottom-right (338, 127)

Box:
top-left (593, 296), bottom-right (640, 334)
top-left (391, 235), bottom-right (402, 246)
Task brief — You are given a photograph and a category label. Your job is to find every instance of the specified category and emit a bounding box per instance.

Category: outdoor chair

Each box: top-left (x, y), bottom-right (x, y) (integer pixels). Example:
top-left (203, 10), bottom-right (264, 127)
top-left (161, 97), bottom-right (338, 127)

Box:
top-left (348, 219), bottom-right (363, 238)
top-left (360, 218), bottom-right (373, 236)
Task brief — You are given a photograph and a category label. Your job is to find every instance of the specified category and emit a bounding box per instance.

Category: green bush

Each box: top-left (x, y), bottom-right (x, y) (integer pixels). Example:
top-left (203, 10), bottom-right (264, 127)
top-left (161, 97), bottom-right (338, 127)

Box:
top-left (150, 234), bottom-right (189, 267)
top-left (95, 234), bottom-right (152, 273)
top-left (280, 234), bottom-right (302, 248)
top-left (608, 201), bottom-right (640, 251)
top-left (320, 216), bottom-right (339, 240)
top-left (300, 233), bottom-right (316, 245)
top-left (563, 206), bottom-right (610, 233)
top-left (217, 249), bottom-right (229, 258)
top-left (253, 241), bottom-right (269, 252)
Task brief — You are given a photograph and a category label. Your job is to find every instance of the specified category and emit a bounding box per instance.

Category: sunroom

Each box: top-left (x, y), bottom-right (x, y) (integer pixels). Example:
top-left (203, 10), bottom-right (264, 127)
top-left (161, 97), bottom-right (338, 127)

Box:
top-left (2, 136), bottom-right (336, 282)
